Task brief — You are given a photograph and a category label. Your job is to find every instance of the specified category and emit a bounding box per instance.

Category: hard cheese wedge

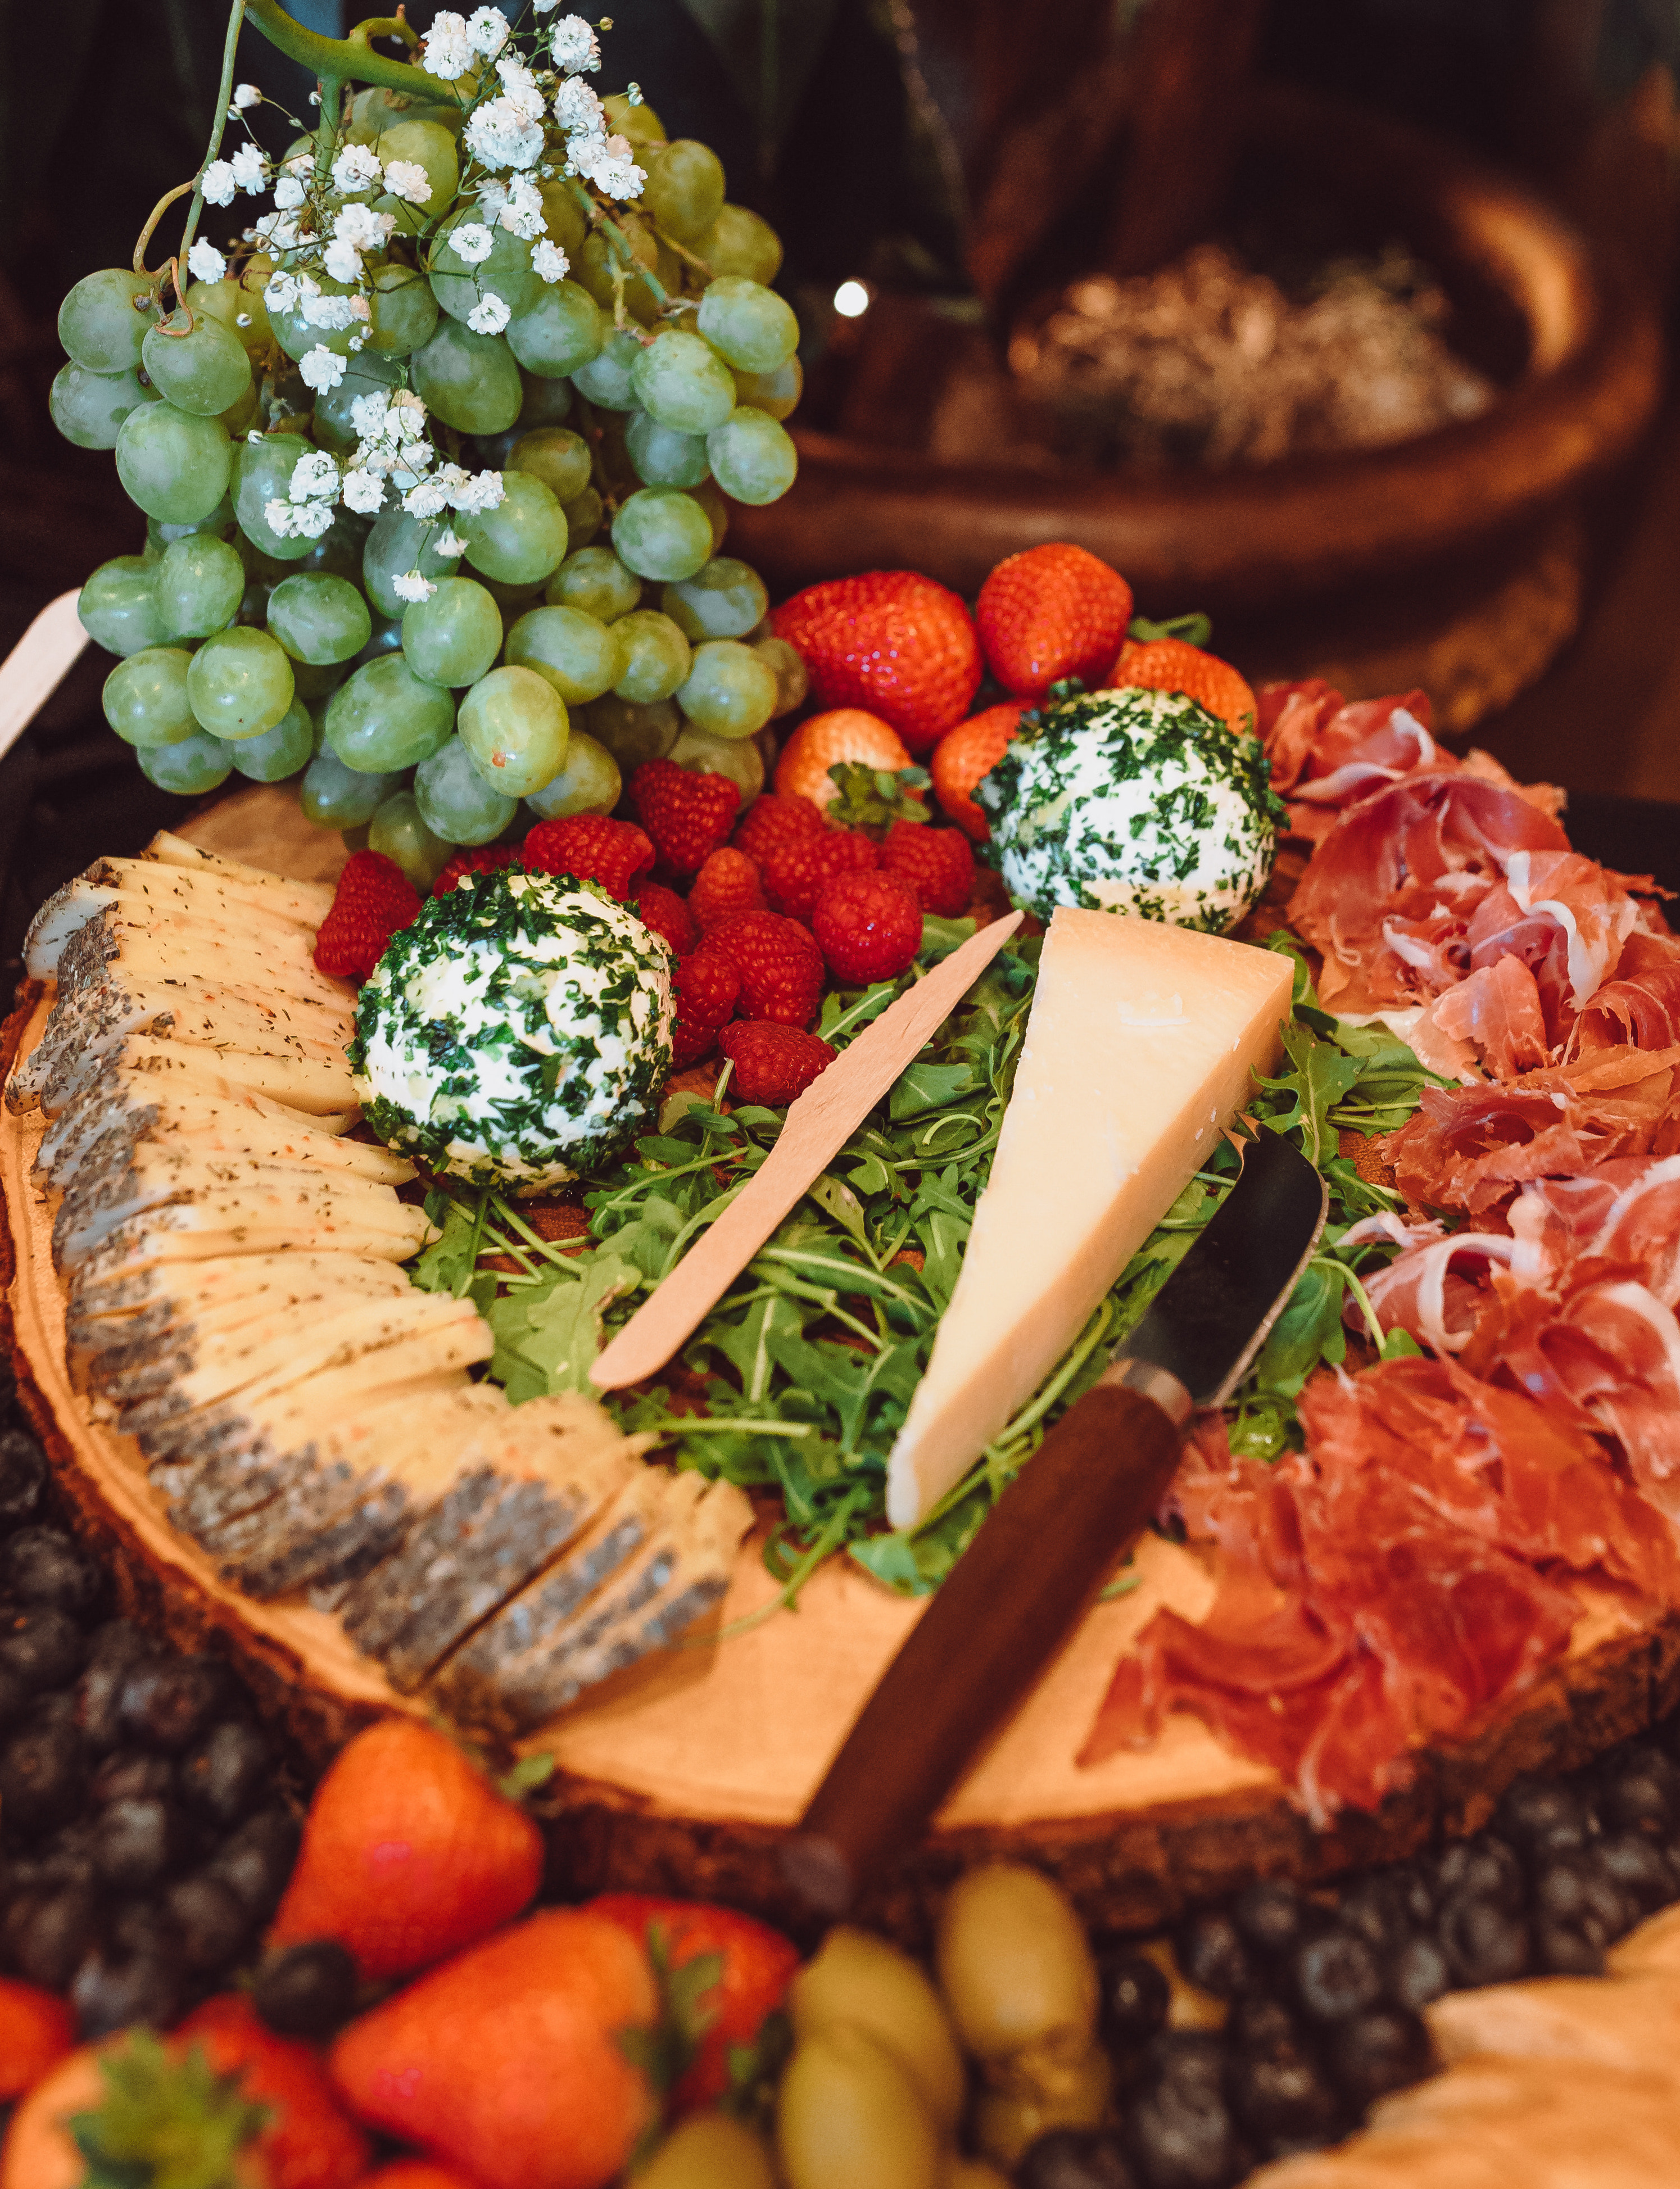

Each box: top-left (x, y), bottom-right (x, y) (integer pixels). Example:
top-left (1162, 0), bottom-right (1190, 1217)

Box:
top-left (886, 906), bottom-right (1294, 1528)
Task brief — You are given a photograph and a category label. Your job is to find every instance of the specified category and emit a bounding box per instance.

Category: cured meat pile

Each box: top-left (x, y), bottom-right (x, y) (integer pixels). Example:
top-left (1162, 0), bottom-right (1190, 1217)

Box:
top-left (1085, 683), bottom-right (1680, 1819)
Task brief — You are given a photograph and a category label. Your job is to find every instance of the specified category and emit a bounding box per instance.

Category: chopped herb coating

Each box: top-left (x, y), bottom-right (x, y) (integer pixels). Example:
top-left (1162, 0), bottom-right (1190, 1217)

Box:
top-left (976, 686), bottom-right (1285, 931)
top-left (350, 868), bottom-right (674, 1190)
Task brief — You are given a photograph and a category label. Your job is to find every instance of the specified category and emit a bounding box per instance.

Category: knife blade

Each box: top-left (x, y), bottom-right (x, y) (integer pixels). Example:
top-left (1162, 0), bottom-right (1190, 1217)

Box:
top-left (590, 911), bottom-right (1025, 1392)
top-left (780, 1127), bottom-right (1328, 1915)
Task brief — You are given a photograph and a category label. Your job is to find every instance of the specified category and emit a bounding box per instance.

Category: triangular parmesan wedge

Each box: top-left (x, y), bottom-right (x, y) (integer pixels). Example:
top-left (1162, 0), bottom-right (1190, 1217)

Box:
top-left (886, 907), bottom-right (1294, 1528)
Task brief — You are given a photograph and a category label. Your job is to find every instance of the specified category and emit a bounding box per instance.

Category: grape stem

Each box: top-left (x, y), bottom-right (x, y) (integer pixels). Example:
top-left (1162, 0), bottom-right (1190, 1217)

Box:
top-left (244, 0), bottom-right (454, 99)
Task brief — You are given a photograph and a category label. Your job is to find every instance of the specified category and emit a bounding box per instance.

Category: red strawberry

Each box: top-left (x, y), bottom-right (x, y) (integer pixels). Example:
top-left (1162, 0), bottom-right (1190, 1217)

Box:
top-left (635, 880), bottom-right (698, 958)
top-left (0, 1975), bottom-right (74, 2099)
top-left (586, 1894), bottom-right (801, 2115)
top-left (813, 870), bottom-right (924, 984)
top-left (930, 703), bottom-right (1025, 841)
top-left (433, 845), bottom-right (522, 897)
top-left (879, 819), bottom-right (975, 918)
top-left (718, 1023), bottom-right (838, 1108)
top-left (313, 852), bottom-right (420, 981)
top-left (357, 2165), bottom-right (481, 2189)
top-left (328, 1910), bottom-right (660, 2189)
top-left (759, 827), bottom-right (879, 921)
top-left (732, 792), bottom-right (825, 865)
top-left (630, 760), bottom-right (741, 876)
top-left (771, 572), bottom-right (981, 754)
top-left (704, 912), bottom-right (825, 1026)
top-left (976, 542), bottom-right (1133, 700)
top-left (174, 1994), bottom-right (370, 2189)
top-left (268, 1718), bottom-right (543, 1983)
top-left (523, 815), bottom-right (655, 899)
top-left (687, 846), bottom-right (767, 928)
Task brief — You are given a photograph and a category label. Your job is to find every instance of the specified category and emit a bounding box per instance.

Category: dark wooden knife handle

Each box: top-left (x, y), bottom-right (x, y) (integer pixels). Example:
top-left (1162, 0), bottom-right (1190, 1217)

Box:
top-left (781, 1366), bottom-right (1189, 1916)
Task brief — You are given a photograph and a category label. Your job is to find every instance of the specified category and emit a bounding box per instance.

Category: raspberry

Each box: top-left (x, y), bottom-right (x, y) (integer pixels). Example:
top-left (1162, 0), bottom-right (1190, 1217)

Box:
top-left (630, 760), bottom-right (741, 876)
top-left (719, 1021), bottom-right (837, 1106)
top-left (672, 1019), bottom-right (722, 1069)
top-left (635, 881), bottom-right (698, 959)
top-left (522, 815), bottom-right (654, 899)
top-left (733, 793), bottom-right (824, 865)
top-left (759, 828), bottom-right (879, 921)
top-left (812, 870), bottom-right (923, 985)
top-left (879, 820), bottom-right (975, 918)
top-left (688, 846), bottom-right (767, 929)
top-left (705, 911), bottom-right (825, 1026)
top-left (671, 946), bottom-right (740, 1069)
top-left (314, 851), bottom-right (421, 981)
top-left (433, 845), bottom-right (522, 897)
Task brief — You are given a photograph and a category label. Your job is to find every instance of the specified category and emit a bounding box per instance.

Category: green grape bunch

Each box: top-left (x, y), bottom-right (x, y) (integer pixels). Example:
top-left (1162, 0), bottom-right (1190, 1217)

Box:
top-left (53, 0), bottom-right (806, 875)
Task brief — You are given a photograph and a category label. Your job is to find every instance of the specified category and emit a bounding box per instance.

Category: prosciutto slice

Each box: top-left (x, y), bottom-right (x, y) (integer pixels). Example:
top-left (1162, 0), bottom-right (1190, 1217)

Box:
top-left (1577, 928), bottom-right (1680, 1053)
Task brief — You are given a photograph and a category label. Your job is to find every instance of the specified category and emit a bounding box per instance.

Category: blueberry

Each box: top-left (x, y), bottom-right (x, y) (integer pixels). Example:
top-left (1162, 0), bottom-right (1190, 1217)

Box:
top-left (1225, 2042), bottom-right (1342, 2152)
top-left (92, 1794), bottom-right (187, 1891)
top-left (32, 1815), bottom-right (99, 1890)
top-left (1230, 1879), bottom-right (1322, 1965)
top-left (1335, 1872), bottom-right (1421, 1955)
top-left (1597, 1746), bottom-right (1680, 1838)
top-left (164, 1874), bottom-right (253, 1974)
top-left (1227, 1997), bottom-right (1301, 2055)
top-left (0, 1605), bottom-right (88, 1693)
top-left (1384, 1933), bottom-right (1452, 2012)
top-left (1437, 1892), bottom-right (1530, 1986)
top-left (179, 1720), bottom-right (271, 1829)
top-left (0, 1429), bottom-right (46, 1528)
top-left (1018, 2129), bottom-right (1138, 2189)
top-left (1533, 1921), bottom-right (1606, 1975)
top-left (74, 1621), bottom-right (151, 1753)
top-left (1326, 2007), bottom-right (1434, 2111)
top-left (1124, 2045), bottom-right (1247, 2189)
top-left (1532, 1852), bottom-right (1627, 1947)
top-left (1097, 1950), bottom-right (1170, 2054)
top-left (1176, 1911), bottom-right (1257, 2000)
top-left (71, 1947), bottom-right (182, 2039)
top-left (0, 1664), bottom-right (31, 1728)
top-left (108, 1896), bottom-right (179, 1960)
top-left (0, 1715), bottom-right (85, 1836)
top-left (1597, 1831), bottom-right (1677, 1915)
top-left (1292, 1932), bottom-right (1381, 2024)
top-left (117, 1655), bottom-right (238, 1755)
top-left (1432, 1834), bottom-right (1523, 1911)
top-left (89, 1748), bottom-right (176, 1807)
top-left (1145, 2032), bottom-right (1229, 2097)
top-left (0, 1527), bottom-right (102, 1618)
top-left (207, 1806), bottom-right (300, 1921)
top-left (4, 1884), bottom-right (97, 1990)
top-left (251, 1938), bottom-right (359, 2037)
top-left (1495, 1774), bottom-right (1595, 1857)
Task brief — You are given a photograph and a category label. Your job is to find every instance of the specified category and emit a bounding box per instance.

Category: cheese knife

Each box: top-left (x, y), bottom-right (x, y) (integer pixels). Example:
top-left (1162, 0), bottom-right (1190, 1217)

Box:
top-left (780, 1126), bottom-right (1328, 1915)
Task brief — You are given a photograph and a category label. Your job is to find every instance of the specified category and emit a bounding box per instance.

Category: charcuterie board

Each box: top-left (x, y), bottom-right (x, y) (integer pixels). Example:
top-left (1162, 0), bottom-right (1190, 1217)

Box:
top-left (6, 786), bottom-right (1679, 1943)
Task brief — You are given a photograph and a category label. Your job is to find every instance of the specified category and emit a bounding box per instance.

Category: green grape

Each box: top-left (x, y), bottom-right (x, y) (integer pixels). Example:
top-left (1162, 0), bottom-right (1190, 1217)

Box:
top-left (58, 269), bottom-right (159, 372)
top-left (458, 665), bottom-right (568, 796)
top-left (141, 310), bottom-right (251, 418)
top-left (640, 139), bottom-right (726, 243)
top-left (545, 546), bottom-right (641, 622)
top-left (474, 572), bottom-right (546, 614)
top-left (188, 626), bottom-right (296, 740)
top-left (414, 734), bottom-right (519, 844)
top-left (411, 317), bottom-right (522, 433)
top-left (612, 609), bottom-right (691, 704)
top-left (574, 221), bottom-right (661, 324)
top-left (232, 695), bottom-right (315, 781)
top-left (102, 647), bottom-right (197, 746)
top-left (706, 407), bottom-right (798, 505)
top-left (692, 477), bottom-right (730, 551)
top-left (355, 612), bottom-right (407, 665)
top-left (537, 178), bottom-right (590, 256)
top-left (184, 269), bottom-right (273, 358)
top-left (401, 576), bottom-right (502, 686)
top-left (290, 657), bottom-right (351, 701)
top-left (268, 572), bottom-right (373, 663)
top-left (80, 557), bottom-right (168, 657)
top-left (363, 511), bottom-right (463, 619)
top-left (676, 638), bottom-right (777, 738)
top-left (504, 605), bottom-right (625, 705)
top-left (569, 328), bottom-right (642, 410)
top-left (670, 719), bottom-right (764, 806)
top-left (136, 728), bottom-right (234, 795)
top-left (507, 282), bottom-right (603, 379)
top-left (297, 509), bottom-right (372, 582)
top-left (313, 349), bottom-right (405, 450)
top-left (661, 557), bottom-right (768, 641)
top-left (628, 329), bottom-right (736, 437)
top-left (602, 92), bottom-right (666, 144)
top-left (368, 262), bottom-right (441, 356)
top-left (233, 434), bottom-right (316, 563)
top-left (732, 355), bottom-right (802, 421)
top-left (326, 652), bottom-right (456, 771)
top-left (375, 118), bottom-right (459, 225)
top-left (427, 205), bottom-right (541, 325)
top-left (218, 379), bottom-right (260, 438)
top-left (269, 277), bottom-right (364, 362)
top-left (518, 369), bottom-right (574, 428)
top-left (563, 487), bottom-right (603, 550)
top-left (116, 402), bottom-right (232, 525)
top-left (523, 730), bottom-right (621, 820)
top-left (51, 361), bottom-right (155, 451)
top-left (369, 789), bottom-right (452, 888)
top-left (300, 747), bottom-right (402, 827)
top-left (155, 535), bottom-right (245, 640)
top-left (508, 427), bottom-right (592, 505)
top-left (612, 487), bottom-right (712, 583)
top-left (148, 497), bottom-right (235, 554)
top-left (458, 470), bottom-right (568, 585)
top-left (694, 204), bottom-right (783, 285)
top-left (696, 278), bottom-right (798, 374)
top-left (348, 83), bottom-right (459, 141)
top-left (586, 693), bottom-right (680, 771)
top-left (755, 633), bottom-right (808, 717)
top-left (624, 410), bottom-right (709, 488)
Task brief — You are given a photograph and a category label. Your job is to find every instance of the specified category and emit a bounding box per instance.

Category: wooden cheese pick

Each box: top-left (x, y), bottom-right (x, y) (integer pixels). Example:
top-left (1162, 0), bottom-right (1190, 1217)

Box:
top-left (590, 912), bottom-right (1025, 1392)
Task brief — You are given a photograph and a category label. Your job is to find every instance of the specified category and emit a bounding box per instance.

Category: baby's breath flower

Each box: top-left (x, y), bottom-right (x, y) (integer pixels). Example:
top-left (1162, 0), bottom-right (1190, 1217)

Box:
top-left (301, 289), bottom-right (358, 330)
top-left (436, 530), bottom-right (468, 557)
top-left (263, 270), bottom-right (301, 312)
top-left (232, 83), bottom-right (261, 110)
top-left (450, 469), bottom-right (505, 514)
top-left (384, 160), bottom-right (433, 206)
top-left (532, 239), bottom-right (569, 283)
top-left (323, 238), bottom-right (363, 284)
top-left (403, 477), bottom-right (452, 519)
top-left (554, 76), bottom-right (603, 136)
top-left (391, 569), bottom-right (437, 604)
top-left (465, 96), bottom-right (545, 172)
top-left (572, 131), bottom-right (644, 199)
top-left (420, 10), bottom-right (473, 77)
top-left (289, 451), bottom-right (341, 502)
top-left (201, 161), bottom-right (238, 207)
top-left (264, 497), bottom-right (298, 537)
top-left (299, 345), bottom-right (347, 393)
top-left (332, 143), bottom-right (384, 194)
top-left (449, 221), bottom-right (495, 265)
top-left (467, 293), bottom-right (512, 336)
top-left (273, 174), bottom-right (307, 211)
top-left (291, 501), bottom-right (338, 539)
top-left (185, 239), bottom-right (227, 283)
top-left (229, 143), bottom-right (267, 194)
top-left (467, 6), bottom-right (511, 57)
top-left (481, 174), bottom-right (546, 240)
top-left (342, 469), bottom-right (388, 516)
top-left (550, 15), bottom-right (601, 71)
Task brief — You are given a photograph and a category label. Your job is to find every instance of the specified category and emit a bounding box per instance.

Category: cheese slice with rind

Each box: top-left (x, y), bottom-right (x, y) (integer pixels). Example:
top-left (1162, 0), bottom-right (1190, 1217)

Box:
top-left (886, 907), bottom-right (1294, 1528)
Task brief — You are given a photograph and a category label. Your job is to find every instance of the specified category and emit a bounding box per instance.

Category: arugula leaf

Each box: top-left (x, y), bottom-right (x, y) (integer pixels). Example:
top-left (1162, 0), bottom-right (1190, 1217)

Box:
top-left (487, 1254), bottom-right (639, 1402)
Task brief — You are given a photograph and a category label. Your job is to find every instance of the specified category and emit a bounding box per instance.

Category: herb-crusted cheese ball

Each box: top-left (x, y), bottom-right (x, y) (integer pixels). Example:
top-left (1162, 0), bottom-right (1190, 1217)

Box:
top-left (975, 687), bottom-right (1284, 932)
top-left (350, 868), bottom-right (674, 1191)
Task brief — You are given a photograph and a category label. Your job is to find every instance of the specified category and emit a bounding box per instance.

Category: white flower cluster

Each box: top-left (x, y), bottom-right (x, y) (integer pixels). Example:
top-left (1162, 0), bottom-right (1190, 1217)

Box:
top-left (479, 172), bottom-right (546, 240)
top-left (201, 140), bottom-right (266, 206)
top-left (420, 4), bottom-right (510, 80)
top-left (553, 76), bottom-right (644, 198)
top-left (264, 447), bottom-right (341, 540)
top-left (464, 51), bottom-right (549, 171)
top-left (186, 238), bottom-right (227, 283)
top-left (549, 13), bottom-right (601, 71)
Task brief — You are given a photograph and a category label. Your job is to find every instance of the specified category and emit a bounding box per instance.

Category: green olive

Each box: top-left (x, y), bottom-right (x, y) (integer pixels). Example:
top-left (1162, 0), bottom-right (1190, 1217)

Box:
top-left (776, 2025), bottom-right (942, 2189)
top-left (634, 2113), bottom-right (777, 2189)
top-left (935, 1866), bottom-right (1099, 2092)
top-left (669, 722), bottom-right (763, 809)
top-left (789, 1926), bottom-right (966, 2136)
top-left (971, 2043), bottom-right (1112, 2171)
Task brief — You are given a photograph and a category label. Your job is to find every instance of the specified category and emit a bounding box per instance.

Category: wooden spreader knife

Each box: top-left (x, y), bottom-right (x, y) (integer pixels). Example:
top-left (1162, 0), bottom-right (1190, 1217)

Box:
top-left (780, 1127), bottom-right (1328, 1916)
top-left (590, 912), bottom-right (1025, 1393)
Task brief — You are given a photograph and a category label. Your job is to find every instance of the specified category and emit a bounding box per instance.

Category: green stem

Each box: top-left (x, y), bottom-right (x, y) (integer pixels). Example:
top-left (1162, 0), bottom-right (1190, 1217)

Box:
top-left (173, 0), bottom-right (249, 292)
top-left (315, 73), bottom-right (342, 180)
top-left (244, 0), bottom-right (454, 97)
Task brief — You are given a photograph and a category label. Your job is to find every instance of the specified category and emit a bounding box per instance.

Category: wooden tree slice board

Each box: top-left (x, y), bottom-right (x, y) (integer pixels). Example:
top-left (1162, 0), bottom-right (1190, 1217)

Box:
top-left (6, 785), bottom-right (1680, 1943)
